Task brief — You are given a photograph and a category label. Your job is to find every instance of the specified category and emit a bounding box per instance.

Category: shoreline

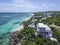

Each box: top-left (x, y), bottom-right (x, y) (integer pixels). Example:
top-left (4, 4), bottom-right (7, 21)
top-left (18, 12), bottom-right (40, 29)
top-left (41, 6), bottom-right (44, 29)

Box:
top-left (9, 13), bottom-right (34, 45)
top-left (24, 13), bottom-right (34, 21)
top-left (12, 13), bottom-right (34, 32)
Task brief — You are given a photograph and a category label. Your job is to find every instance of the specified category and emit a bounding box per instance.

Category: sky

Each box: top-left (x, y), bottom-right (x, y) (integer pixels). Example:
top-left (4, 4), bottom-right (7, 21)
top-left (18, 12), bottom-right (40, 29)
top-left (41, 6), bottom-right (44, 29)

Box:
top-left (0, 0), bottom-right (60, 12)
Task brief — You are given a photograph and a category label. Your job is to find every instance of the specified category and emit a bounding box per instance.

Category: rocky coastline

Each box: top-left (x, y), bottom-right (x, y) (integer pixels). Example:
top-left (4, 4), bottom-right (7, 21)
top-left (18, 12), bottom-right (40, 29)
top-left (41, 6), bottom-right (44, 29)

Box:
top-left (8, 14), bottom-right (34, 45)
top-left (9, 31), bottom-right (20, 45)
top-left (9, 24), bottom-right (24, 45)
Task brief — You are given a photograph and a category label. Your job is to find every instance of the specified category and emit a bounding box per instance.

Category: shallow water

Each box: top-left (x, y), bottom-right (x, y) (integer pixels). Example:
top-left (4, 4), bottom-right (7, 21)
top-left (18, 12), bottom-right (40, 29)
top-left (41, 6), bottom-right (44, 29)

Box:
top-left (0, 13), bottom-right (32, 45)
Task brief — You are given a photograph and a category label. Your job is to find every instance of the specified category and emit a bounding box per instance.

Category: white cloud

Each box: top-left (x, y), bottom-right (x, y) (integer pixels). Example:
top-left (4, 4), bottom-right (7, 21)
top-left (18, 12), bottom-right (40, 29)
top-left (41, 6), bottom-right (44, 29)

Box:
top-left (33, 3), bottom-right (55, 11)
top-left (0, 0), bottom-right (36, 12)
top-left (0, 0), bottom-right (59, 12)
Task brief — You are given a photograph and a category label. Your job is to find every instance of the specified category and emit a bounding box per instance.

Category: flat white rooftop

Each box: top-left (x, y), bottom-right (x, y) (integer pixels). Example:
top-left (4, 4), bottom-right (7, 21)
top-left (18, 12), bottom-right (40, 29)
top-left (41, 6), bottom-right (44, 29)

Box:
top-left (37, 23), bottom-right (51, 30)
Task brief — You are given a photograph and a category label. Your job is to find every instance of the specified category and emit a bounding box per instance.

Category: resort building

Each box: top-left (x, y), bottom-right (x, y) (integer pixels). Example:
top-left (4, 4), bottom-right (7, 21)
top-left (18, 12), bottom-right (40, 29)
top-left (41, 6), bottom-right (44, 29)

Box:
top-left (36, 23), bottom-right (52, 39)
top-left (28, 19), bottom-right (37, 28)
top-left (28, 22), bottom-right (35, 28)
top-left (43, 12), bottom-right (53, 17)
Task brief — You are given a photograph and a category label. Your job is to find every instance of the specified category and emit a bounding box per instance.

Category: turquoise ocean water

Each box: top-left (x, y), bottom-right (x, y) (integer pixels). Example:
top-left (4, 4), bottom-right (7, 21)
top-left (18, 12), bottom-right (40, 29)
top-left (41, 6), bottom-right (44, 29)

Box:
top-left (0, 13), bottom-right (32, 45)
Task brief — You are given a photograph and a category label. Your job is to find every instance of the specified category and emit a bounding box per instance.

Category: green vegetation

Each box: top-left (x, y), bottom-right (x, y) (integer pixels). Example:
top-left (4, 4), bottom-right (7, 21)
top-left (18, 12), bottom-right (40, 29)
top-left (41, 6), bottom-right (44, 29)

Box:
top-left (50, 27), bottom-right (60, 42)
top-left (41, 16), bottom-right (60, 26)
top-left (33, 11), bottom-right (60, 26)
top-left (41, 12), bottom-right (60, 26)
top-left (21, 36), bottom-right (59, 45)
top-left (18, 27), bottom-right (59, 45)
top-left (18, 11), bottom-right (60, 45)
top-left (33, 12), bottom-right (42, 16)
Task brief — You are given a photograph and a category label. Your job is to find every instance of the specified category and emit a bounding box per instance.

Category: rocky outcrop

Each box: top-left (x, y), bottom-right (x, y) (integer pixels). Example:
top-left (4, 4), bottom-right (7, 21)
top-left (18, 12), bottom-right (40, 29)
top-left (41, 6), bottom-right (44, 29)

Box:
top-left (9, 31), bottom-right (21, 45)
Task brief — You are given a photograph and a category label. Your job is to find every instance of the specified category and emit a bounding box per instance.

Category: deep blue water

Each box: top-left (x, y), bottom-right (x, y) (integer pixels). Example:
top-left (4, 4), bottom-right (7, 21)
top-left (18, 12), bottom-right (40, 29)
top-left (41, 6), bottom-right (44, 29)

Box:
top-left (0, 13), bottom-right (32, 45)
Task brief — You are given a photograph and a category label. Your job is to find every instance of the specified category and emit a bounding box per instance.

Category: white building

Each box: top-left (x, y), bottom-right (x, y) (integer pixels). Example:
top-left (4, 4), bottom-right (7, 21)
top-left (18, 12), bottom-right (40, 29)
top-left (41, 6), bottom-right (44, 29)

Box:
top-left (43, 12), bottom-right (53, 17)
top-left (28, 22), bottom-right (35, 28)
top-left (36, 23), bottom-right (52, 39)
top-left (28, 19), bottom-right (37, 28)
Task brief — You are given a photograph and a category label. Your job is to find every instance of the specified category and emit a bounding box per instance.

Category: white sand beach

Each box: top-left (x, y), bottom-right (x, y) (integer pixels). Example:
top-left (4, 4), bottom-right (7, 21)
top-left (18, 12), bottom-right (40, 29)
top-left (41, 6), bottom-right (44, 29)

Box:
top-left (15, 24), bottom-right (24, 32)
top-left (24, 14), bottom-right (34, 21)
top-left (13, 14), bottom-right (34, 32)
